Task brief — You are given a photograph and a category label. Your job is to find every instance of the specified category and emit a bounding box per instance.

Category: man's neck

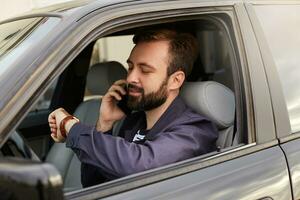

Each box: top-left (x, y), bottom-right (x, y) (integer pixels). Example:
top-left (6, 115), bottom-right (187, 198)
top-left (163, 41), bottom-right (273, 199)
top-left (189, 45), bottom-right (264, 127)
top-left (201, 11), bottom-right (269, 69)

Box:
top-left (145, 93), bottom-right (178, 130)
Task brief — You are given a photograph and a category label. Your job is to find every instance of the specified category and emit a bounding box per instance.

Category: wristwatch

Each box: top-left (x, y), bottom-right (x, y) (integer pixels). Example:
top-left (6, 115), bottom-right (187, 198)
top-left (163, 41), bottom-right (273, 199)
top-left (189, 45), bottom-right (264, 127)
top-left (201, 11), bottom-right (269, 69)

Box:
top-left (60, 115), bottom-right (79, 138)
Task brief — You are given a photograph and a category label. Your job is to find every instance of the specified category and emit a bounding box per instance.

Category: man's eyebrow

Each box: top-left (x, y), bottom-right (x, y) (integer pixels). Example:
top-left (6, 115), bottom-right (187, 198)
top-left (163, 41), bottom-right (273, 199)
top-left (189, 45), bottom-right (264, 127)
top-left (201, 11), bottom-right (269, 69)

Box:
top-left (126, 60), bottom-right (155, 70)
top-left (138, 62), bottom-right (155, 70)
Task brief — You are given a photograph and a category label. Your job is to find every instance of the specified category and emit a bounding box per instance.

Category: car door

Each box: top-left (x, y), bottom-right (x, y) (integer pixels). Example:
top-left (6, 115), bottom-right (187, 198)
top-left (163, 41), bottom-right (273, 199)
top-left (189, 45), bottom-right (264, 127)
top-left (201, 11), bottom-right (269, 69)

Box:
top-left (61, 1), bottom-right (292, 200)
top-left (246, 2), bottom-right (300, 200)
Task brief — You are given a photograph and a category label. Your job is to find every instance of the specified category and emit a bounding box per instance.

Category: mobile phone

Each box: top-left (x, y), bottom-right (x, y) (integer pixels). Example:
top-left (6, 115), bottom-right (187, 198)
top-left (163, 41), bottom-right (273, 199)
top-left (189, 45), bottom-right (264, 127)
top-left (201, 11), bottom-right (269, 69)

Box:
top-left (117, 84), bottom-right (132, 115)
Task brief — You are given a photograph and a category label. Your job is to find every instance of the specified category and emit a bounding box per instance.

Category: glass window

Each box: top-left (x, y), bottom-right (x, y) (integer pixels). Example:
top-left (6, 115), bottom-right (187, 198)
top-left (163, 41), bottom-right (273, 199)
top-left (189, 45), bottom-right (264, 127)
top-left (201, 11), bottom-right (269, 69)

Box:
top-left (90, 35), bottom-right (134, 68)
top-left (85, 35), bottom-right (132, 99)
top-left (0, 18), bottom-right (42, 57)
top-left (31, 78), bottom-right (58, 111)
top-left (0, 17), bottom-right (60, 76)
top-left (254, 5), bottom-right (300, 133)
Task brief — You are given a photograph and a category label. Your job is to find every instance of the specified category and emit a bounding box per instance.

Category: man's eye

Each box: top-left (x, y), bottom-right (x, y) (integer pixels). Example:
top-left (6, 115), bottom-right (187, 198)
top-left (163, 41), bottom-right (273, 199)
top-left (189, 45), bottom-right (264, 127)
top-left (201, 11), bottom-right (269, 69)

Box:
top-left (141, 70), bottom-right (151, 74)
top-left (141, 67), bottom-right (152, 73)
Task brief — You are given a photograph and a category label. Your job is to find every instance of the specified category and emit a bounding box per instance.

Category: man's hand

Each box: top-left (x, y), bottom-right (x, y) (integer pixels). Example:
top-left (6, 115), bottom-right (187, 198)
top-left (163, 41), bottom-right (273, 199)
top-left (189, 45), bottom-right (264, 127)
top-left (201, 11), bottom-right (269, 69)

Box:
top-left (48, 108), bottom-right (73, 142)
top-left (97, 80), bottom-right (127, 132)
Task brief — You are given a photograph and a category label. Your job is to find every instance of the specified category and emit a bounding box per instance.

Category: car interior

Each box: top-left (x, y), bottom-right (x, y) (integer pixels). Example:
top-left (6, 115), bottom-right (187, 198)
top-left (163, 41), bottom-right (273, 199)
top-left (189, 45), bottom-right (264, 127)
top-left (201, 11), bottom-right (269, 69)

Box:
top-left (1, 14), bottom-right (246, 192)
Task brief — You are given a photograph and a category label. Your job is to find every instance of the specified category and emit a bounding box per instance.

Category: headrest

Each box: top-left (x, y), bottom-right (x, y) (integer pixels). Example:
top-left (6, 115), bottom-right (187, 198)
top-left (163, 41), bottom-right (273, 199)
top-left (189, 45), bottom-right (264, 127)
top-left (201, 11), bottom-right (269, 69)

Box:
top-left (87, 61), bottom-right (127, 95)
top-left (180, 81), bottom-right (235, 129)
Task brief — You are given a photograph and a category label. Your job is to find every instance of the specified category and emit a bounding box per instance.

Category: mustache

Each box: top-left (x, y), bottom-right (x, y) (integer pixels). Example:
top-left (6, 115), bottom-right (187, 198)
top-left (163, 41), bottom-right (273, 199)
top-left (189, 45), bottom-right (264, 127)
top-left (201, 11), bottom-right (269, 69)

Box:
top-left (128, 84), bottom-right (143, 93)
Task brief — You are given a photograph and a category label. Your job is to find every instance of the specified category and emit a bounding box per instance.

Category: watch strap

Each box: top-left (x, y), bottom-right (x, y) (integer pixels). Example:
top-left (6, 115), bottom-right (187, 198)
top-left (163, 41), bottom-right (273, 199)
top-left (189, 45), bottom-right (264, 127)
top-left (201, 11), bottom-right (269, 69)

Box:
top-left (60, 115), bottom-right (77, 138)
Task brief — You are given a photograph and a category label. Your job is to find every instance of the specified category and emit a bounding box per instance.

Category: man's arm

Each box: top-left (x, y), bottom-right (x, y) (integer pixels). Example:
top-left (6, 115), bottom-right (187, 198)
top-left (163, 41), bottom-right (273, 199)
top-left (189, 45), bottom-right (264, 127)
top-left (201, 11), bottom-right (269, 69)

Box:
top-left (49, 80), bottom-right (127, 142)
top-left (96, 79), bottom-right (127, 132)
top-left (66, 118), bottom-right (217, 179)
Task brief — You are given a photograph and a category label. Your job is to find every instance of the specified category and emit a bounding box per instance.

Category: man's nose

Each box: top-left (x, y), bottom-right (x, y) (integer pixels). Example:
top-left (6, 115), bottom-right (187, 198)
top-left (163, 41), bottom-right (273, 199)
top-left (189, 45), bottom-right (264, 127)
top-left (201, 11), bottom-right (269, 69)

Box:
top-left (126, 68), bottom-right (139, 83)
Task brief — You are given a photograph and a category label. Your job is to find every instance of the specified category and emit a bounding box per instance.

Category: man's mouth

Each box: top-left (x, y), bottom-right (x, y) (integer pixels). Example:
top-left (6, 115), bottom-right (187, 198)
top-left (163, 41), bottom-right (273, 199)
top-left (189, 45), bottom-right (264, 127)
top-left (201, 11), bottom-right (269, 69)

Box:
top-left (128, 89), bottom-right (142, 96)
top-left (128, 84), bottom-right (143, 96)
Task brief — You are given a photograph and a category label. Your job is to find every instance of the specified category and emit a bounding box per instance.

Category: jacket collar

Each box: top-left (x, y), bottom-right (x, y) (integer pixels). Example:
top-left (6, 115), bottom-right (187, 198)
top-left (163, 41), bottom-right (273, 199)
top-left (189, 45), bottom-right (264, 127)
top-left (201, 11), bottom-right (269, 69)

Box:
top-left (123, 95), bottom-right (187, 141)
top-left (145, 96), bottom-right (187, 140)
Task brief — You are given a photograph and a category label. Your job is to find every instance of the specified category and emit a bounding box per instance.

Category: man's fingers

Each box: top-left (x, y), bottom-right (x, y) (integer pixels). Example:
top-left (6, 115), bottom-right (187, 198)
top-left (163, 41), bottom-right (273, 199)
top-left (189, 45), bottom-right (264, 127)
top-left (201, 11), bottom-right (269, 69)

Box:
top-left (49, 120), bottom-right (56, 125)
top-left (113, 79), bottom-right (127, 86)
top-left (106, 91), bottom-right (123, 101)
top-left (48, 108), bottom-right (70, 143)
top-left (49, 123), bottom-right (57, 128)
top-left (48, 112), bottom-right (55, 123)
top-left (108, 85), bottom-right (126, 95)
top-left (51, 134), bottom-right (62, 143)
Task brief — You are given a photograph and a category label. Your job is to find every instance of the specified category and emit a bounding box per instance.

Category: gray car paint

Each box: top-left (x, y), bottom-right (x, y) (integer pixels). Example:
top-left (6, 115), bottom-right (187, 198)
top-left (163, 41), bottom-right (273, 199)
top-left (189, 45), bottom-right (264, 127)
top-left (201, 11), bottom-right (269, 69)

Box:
top-left (102, 146), bottom-right (291, 200)
top-left (0, 0), bottom-right (299, 199)
top-left (281, 139), bottom-right (300, 200)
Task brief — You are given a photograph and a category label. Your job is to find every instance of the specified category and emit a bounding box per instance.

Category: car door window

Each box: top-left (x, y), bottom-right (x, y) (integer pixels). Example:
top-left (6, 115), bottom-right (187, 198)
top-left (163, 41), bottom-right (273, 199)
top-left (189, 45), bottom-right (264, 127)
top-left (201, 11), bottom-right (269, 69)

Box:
top-left (70, 14), bottom-right (245, 192)
top-left (13, 13), bottom-right (244, 193)
top-left (85, 35), bottom-right (132, 99)
top-left (90, 35), bottom-right (134, 68)
top-left (31, 78), bottom-right (58, 111)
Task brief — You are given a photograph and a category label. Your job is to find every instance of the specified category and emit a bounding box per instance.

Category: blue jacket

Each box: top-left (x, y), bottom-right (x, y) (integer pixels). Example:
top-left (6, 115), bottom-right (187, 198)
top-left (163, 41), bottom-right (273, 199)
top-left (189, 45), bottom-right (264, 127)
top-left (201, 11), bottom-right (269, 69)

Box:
top-left (66, 96), bottom-right (218, 186)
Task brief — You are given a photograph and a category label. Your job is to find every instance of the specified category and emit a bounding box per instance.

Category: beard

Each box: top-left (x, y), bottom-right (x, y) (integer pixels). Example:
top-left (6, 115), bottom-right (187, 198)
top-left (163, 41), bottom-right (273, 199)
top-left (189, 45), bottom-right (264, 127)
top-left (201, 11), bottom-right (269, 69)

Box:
top-left (127, 78), bottom-right (168, 111)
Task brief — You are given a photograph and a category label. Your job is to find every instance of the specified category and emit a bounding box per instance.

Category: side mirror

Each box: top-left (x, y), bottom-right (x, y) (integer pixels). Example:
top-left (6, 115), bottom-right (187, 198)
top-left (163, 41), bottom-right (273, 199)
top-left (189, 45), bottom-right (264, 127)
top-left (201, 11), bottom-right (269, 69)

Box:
top-left (0, 157), bottom-right (64, 200)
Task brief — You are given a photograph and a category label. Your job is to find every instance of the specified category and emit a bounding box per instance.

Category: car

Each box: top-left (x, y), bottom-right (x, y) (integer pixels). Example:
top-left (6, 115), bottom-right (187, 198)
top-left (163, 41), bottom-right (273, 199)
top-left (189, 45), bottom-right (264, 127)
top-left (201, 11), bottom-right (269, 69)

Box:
top-left (0, 0), bottom-right (300, 199)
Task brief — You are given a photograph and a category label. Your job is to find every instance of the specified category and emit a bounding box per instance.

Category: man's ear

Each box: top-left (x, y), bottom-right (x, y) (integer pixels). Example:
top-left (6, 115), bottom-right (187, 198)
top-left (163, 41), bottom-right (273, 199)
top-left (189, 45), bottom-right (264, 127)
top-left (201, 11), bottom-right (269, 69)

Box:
top-left (168, 70), bottom-right (185, 90)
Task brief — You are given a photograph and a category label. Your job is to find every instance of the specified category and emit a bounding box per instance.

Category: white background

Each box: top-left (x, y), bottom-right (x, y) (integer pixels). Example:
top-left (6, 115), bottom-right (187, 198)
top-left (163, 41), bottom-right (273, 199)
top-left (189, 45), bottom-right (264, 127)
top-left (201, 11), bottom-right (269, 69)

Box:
top-left (1, 0), bottom-right (73, 21)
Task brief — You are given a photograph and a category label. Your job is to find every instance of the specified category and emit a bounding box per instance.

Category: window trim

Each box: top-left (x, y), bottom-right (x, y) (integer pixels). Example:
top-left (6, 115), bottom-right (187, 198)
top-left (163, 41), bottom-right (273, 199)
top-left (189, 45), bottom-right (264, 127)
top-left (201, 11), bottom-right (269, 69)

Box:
top-left (245, 3), bottom-right (292, 140)
top-left (234, 3), bottom-right (276, 144)
top-left (0, 13), bottom-right (62, 25)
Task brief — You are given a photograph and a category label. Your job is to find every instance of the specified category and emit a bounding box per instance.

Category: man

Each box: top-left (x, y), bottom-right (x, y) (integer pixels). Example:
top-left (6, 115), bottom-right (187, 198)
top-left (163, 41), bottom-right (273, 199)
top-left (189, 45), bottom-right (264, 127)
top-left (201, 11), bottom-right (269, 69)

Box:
top-left (49, 29), bottom-right (218, 187)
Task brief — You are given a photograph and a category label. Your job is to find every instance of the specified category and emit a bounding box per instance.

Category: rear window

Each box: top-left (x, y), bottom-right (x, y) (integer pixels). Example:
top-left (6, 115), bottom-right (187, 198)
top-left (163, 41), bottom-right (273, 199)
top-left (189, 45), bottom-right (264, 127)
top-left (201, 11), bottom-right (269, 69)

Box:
top-left (254, 4), bottom-right (300, 133)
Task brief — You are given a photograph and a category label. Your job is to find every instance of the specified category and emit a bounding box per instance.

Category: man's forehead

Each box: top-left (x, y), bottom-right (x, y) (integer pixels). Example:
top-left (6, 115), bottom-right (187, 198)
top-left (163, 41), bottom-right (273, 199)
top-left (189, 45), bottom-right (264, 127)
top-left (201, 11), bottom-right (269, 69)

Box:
top-left (128, 41), bottom-right (170, 65)
top-left (136, 40), bottom-right (170, 47)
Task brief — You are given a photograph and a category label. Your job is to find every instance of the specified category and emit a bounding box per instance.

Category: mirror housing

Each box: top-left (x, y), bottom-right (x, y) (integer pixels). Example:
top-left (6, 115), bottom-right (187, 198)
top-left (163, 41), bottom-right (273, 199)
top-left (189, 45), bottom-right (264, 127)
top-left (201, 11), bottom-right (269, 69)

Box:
top-left (0, 157), bottom-right (64, 200)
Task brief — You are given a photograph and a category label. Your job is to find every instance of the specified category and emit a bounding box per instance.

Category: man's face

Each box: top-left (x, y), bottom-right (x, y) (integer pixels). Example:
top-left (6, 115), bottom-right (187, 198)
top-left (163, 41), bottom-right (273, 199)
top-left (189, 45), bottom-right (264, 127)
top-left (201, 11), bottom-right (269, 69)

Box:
top-left (126, 40), bottom-right (171, 111)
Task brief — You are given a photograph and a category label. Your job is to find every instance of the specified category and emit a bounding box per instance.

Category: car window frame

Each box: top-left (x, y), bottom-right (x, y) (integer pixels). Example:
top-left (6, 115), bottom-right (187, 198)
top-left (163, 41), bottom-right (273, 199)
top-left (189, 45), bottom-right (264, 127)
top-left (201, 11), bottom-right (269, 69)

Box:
top-left (59, 3), bottom-right (275, 199)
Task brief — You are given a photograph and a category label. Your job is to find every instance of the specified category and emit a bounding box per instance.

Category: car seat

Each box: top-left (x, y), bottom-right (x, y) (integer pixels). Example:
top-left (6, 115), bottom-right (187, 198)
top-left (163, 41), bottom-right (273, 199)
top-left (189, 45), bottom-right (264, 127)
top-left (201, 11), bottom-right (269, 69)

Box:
top-left (46, 61), bottom-right (127, 191)
top-left (180, 81), bottom-right (235, 149)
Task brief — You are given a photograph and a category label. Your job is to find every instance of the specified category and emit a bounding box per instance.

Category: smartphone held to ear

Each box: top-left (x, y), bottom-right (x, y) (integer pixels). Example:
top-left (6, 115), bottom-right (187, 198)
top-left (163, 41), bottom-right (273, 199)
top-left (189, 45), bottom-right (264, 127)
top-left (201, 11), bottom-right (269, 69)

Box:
top-left (117, 84), bottom-right (132, 115)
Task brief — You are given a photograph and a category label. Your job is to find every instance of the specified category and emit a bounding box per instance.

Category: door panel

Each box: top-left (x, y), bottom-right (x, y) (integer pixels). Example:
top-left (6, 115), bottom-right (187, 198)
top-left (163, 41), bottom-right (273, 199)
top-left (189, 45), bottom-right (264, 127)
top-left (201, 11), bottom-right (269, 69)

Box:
top-left (281, 139), bottom-right (300, 199)
top-left (102, 146), bottom-right (291, 200)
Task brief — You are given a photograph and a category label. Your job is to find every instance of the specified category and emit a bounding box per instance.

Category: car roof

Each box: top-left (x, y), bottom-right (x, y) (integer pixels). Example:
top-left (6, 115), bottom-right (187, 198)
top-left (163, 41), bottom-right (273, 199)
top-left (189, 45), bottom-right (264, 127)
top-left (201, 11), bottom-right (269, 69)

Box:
top-left (3, 0), bottom-right (169, 24)
top-left (0, 0), bottom-right (245, 24)
top-left (0, 0), bottom-right (135, 24)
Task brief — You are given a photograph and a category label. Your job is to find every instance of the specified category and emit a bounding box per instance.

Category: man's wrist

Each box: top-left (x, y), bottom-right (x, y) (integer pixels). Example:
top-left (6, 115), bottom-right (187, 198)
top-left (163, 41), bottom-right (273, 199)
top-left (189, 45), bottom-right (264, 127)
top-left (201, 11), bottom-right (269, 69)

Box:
top-left (96, 119), bottom-right (114, 132)
top-left (65, 118), bottom-right (80, 135)
top-left (60, 116), bottom-right (80, 137)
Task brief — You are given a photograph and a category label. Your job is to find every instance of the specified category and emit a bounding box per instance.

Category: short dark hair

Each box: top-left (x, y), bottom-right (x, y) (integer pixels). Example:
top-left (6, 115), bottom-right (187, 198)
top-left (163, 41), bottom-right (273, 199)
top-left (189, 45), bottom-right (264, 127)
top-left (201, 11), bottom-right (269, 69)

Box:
top-left (133, 29), bottom-right (199, 76)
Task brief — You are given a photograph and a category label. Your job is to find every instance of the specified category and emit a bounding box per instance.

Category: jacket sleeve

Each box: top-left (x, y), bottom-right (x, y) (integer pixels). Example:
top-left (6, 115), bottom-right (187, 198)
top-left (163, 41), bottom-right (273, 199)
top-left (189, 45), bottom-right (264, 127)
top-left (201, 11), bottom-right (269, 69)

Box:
top-left (66, 121), bottom-right (217, 178)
